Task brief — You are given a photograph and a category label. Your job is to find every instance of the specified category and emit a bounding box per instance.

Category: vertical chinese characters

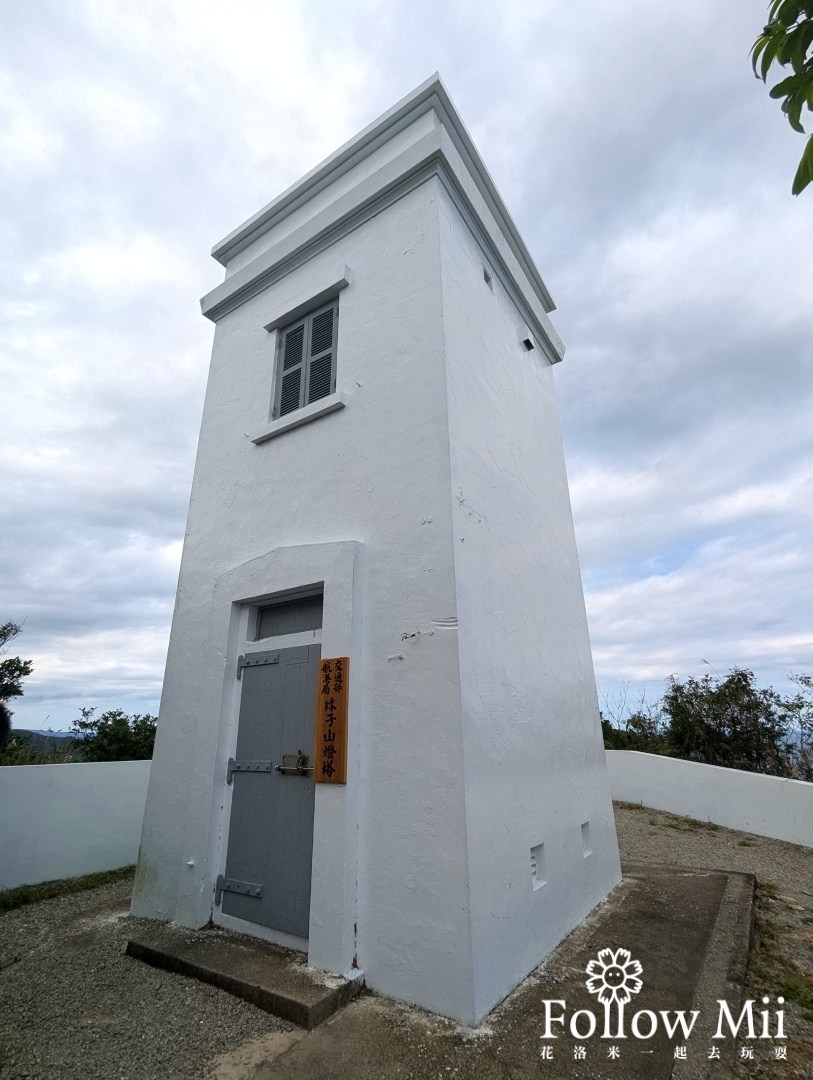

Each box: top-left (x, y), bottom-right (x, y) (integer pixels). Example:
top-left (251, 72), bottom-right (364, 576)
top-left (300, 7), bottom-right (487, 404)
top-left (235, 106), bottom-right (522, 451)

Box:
top-left (314, 657), bottom-right (349, 784)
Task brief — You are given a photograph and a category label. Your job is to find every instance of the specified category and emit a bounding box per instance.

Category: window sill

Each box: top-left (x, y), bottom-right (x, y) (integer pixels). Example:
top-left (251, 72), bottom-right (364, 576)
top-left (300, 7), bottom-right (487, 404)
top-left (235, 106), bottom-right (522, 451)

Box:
top-left (249, 391), bottom-right (347, 444)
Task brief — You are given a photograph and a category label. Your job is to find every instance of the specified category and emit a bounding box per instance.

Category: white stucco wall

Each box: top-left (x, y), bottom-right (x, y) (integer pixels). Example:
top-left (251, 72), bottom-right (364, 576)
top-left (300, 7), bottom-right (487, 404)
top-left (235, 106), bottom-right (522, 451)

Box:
top-left (0, 761), bottom-right (150, 891)
top-left (607, 750), bottom-right (813, 847)
top-left (438, 189), bottom-right (621, 1020)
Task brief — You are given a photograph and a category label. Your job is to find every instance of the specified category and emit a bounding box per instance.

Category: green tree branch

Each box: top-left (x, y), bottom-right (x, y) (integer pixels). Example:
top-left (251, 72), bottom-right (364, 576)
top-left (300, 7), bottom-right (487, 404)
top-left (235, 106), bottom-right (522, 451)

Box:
top-left (752, 0), bottom-right (813, 194)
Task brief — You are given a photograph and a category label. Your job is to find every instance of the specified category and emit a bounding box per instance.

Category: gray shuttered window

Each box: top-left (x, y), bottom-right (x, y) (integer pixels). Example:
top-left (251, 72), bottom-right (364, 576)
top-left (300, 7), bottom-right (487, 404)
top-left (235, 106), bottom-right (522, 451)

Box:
top-left (256, 593), bottom-right (324, 639)
top-left (274, 301), bottom-right (338, 419)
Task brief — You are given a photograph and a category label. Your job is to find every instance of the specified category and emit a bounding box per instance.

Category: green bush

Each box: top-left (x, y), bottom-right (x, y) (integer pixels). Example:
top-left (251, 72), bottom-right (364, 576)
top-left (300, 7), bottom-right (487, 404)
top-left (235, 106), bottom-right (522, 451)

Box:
top-left (663, 670), bottom-right (791, 775)
top-left (601, 668), bottom-right (812, 781)
top-left (71, 707), bottom-right (157, 762)
top-left (0, 731), bottom-right (77, 766)
top-left (601, 710), bottom-right (667, 754)
top-left (0, 621), bottom-right (33, 704)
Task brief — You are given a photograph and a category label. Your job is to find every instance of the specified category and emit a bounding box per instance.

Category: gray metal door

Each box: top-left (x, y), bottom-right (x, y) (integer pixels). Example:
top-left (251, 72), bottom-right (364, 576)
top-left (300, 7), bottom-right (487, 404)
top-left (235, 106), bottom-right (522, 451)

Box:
top-left (219, 643), bottom-right (319, 938)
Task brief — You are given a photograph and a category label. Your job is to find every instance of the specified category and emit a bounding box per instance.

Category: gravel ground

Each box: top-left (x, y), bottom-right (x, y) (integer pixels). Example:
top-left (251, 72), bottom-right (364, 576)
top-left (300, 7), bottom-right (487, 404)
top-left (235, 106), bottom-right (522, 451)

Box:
top-left (0, 877), bottom-right (286, 1079)
top-left (614, 802), bottom-right (813, 898)
top-left (1, 803), bottom-right (811, 1079)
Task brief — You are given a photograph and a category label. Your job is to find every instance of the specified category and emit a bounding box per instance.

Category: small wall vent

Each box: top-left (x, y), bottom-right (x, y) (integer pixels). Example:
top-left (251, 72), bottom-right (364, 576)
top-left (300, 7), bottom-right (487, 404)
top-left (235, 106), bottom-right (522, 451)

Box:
top-left (581, 821), bottom-right (593, 858)
top-left (530, 842), bottom-right (547, 890)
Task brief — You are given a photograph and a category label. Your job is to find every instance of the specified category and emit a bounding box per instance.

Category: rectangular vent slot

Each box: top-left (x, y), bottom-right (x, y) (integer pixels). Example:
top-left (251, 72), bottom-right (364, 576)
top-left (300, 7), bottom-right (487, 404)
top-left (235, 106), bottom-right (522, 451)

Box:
top-left (530, 842), bottom-right (546, 891)
top-left (581, 821), bottom-right (593, 858)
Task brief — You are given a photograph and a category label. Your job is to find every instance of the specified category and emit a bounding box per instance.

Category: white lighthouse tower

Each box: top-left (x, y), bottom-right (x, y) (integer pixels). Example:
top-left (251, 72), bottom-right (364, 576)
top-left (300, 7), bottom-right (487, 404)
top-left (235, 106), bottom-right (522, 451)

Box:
top-left (132, 75), bottom-right (621, 1026)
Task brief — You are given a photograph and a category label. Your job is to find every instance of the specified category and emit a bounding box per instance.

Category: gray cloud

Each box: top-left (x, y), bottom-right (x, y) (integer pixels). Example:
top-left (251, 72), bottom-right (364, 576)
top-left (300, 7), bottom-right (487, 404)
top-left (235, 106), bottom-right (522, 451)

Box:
top-left (2, 0), bottom-right (811, 730)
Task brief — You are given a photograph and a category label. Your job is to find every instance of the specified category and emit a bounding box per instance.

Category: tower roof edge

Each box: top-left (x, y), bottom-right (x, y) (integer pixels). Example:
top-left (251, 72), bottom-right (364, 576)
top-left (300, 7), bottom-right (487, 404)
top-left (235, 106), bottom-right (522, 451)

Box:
top-left (210, 74), bottom-right (556, 314)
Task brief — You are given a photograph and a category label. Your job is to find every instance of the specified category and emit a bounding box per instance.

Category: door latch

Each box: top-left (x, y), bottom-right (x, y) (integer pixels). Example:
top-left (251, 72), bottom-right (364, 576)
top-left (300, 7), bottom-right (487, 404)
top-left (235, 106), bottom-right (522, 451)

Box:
top-left (275, 750), bottom-right (312, 776)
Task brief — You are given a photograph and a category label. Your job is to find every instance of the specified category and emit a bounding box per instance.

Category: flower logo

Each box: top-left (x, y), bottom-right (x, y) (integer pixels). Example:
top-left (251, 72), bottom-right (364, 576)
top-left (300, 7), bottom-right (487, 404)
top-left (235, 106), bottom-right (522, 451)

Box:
top-left (586, 948), bottom-right (643, 1004)
top-left (585, 948), bottom-right (643, 1037)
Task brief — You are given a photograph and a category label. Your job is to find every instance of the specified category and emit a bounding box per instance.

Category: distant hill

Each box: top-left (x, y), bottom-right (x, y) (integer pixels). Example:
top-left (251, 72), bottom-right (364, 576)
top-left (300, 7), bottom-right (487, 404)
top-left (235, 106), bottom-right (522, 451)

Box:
top-left (19, 729), bottom-right (75, 738)
top-left (11, 730), bottom-right (76, 752)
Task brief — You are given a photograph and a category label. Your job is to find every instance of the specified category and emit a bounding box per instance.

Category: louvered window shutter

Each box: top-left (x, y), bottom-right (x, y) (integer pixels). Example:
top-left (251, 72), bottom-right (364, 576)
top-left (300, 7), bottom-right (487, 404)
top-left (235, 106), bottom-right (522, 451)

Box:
top-left (275, 301), bottom-right (338, 419)
top-left (306, 306), bottom-right (334, 405)
top-left (278, 321), bottom-right (306, 417)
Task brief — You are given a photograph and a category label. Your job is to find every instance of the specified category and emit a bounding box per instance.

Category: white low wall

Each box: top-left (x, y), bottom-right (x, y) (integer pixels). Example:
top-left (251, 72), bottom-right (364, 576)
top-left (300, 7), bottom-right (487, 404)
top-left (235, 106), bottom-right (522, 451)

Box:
top-left (606, 750), bottom-right (813, 848)
top-left (0, 760), bottom-right (151, 891)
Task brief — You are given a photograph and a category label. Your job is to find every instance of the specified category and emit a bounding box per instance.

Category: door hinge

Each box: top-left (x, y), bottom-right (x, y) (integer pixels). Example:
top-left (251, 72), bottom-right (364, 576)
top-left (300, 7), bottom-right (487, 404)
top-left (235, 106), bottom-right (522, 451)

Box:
top-left (227, 758), bottom-right (273, 783)
top-left (215, 875), bottom-right (263, 904)
top-left (236, 651), bottom-right (280, 679)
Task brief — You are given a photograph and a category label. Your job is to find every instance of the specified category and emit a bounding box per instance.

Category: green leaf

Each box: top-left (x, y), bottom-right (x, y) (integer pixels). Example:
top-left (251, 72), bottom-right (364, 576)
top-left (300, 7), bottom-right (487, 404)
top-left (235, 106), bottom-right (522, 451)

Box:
top-left (776, 0), bottom-right (801, 27)
top-left (770, 73), bottom-right (799, 97)
top-left (751, 35), bottom-right (770, 75)
top-left (792, 131), bottom-right (813, 193)
top-left (761, 33), bottom-right (782, 79)
top-left (789, 19), bottom-right (813, 71)
top-left (784, 87), bottom-right (808, 130)
top-left (779, 31), bottom-right (798, 63)
top-left (792, 156), bottom-right (813, 191)
top-left (785, 91), bottom-right (807, 130)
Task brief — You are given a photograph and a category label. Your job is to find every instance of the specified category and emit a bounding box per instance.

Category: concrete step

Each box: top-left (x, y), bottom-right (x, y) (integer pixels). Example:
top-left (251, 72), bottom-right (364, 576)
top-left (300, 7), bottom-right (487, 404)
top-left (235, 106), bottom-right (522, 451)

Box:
top-left (126, 923), bottom-right (363, 1030)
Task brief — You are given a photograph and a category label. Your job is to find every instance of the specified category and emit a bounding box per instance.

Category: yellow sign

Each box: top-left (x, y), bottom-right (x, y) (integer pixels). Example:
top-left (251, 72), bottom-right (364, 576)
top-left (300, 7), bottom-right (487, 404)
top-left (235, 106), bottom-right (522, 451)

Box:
top-left (314, 657), bottom-right (348, 784)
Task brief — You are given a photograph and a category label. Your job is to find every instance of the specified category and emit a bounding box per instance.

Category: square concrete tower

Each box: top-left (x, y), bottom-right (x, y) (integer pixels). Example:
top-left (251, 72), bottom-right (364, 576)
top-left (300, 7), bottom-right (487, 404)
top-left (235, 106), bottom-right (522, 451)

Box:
top-left (132, 75), bottom-right (621, 1026)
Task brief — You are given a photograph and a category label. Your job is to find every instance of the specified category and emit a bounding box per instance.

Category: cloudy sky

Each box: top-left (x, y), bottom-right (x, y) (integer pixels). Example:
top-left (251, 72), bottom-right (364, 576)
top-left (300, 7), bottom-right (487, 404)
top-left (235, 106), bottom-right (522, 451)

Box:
top-left (2, 0), bottom-right (811, 731)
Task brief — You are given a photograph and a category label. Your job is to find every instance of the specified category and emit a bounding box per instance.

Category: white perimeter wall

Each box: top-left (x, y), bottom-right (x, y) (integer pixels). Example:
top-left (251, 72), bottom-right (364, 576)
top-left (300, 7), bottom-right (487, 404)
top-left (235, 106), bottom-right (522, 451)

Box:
top-left (0, 761), bottom-right (151, 891)
top-left (607, 751), bottom-right (813, 848)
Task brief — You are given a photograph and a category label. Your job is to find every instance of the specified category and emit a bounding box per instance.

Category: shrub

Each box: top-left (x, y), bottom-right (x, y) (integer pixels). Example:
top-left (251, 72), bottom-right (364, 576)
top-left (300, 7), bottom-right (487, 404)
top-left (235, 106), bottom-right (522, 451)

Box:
top-left (601, 710), bottom-right (667, 754)
top-left (663, 669), bottom-right (794, 777)
top-left (71, 707), bottom-right (157, 762)
top-left (0, 731), bottom-right (77, 766)
top-left (601, 668), bottom-right (813, 781)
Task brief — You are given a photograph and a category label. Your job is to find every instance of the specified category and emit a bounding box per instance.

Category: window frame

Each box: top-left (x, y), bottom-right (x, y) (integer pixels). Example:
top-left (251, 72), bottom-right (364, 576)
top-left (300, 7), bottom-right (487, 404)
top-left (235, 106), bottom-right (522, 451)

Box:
top-left (272, 299), bottom-right (339, 421)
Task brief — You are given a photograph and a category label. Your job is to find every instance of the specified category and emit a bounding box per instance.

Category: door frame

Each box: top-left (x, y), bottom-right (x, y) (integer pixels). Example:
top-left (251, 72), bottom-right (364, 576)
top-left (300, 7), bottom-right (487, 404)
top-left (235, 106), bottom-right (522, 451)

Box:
top-left (201, 541), bottom-right (363, 978)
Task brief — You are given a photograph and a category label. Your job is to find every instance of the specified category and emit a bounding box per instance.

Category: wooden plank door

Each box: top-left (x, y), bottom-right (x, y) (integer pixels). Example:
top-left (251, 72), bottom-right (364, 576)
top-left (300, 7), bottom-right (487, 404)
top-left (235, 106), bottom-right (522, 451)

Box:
top-left (220, 643), bottom-right (319, 938)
